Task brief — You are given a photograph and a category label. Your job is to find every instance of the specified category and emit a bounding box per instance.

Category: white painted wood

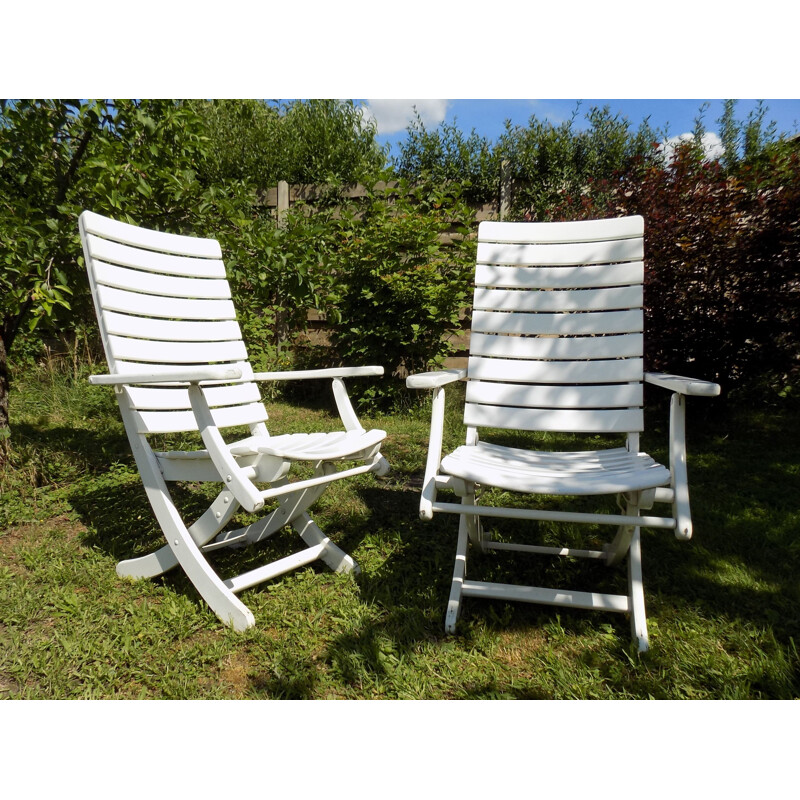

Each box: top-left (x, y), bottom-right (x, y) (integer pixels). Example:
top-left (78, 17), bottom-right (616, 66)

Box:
top-left (97, 285), bottom-right (236, 320)
top-left (467, 355), bottom-right (644, 384)
top-left (405, 367), bottom-right (467, 390)
top-left (469, 332), bottom-right (644, 360)
top-left (460, 580), bottom-right (631, 613)
top-left (644, 372), bottom-right (721, 397)
top-left (406, 216), bottom-right (717, 652)
top-left (465, 381), bottom-right (643, 409)
top-left (94, 261), bottom-right (232, 299)
top-left (81, 209), bottom-right (388, 631)
top-left (81, 209), bottom-right (222, 258)
top-left (463, 403), bottom-right (644, 433)
top-left (471, 308), bottom-right (643, 336)
top-left (478, 215), bottom-right (644, 244)
top-left (86, 235), bottom-right (226, 278)
top-left (103, 311), bottom-right (242, 342)
top-left (475, 261), bottom-right (643, 289)
top-left (133, 402), bottom-right (269, 434)
top-left (108, 359), bottom-right (254, 382)
top-left (108, 335), bottom-right (247, 364)
top-left (476, 238), bottom-right (643, 266)
top-left (125, 382), bottom-right (261, 410)
top-left (472, 285), bottom-right (643, 313)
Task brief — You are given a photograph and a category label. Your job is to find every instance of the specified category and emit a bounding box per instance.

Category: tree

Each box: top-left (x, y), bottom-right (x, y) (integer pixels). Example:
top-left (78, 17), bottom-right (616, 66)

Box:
top-left (0, 99), bottom-right (231, 455)
top-left (190, 99), bottom-right (385, 188)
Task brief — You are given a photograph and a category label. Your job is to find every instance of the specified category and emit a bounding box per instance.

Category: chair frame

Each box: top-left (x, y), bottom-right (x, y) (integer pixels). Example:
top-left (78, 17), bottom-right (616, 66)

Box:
top-left (407, 217), bottom-right (719, 651)
top-left (81, 210), bottom-right (388, 631)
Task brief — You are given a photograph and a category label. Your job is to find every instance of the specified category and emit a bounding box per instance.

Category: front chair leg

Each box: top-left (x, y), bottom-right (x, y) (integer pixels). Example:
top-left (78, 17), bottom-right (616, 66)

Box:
top-left (445, 513), bottom-right (471, 634)
top-left (628, 528), bottom-right (649, 652)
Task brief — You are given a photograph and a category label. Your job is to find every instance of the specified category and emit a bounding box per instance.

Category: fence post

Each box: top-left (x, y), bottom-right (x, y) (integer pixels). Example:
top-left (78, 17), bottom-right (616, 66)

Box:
top-left (277, 180), bottom-right (290, 227)
top-left (500, 160), bottom-right (511, 220)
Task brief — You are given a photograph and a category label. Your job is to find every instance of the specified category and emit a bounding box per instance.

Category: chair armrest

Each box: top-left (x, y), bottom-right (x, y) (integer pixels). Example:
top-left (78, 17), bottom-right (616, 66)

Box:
top-left (406, 368), bottom-right (467, 390)
top-left (89, 366), bottom-right (243, 386)
top-left (251, 366), bottom-right (384, 382)
top-left (644, 372), bottom-right (721, 397)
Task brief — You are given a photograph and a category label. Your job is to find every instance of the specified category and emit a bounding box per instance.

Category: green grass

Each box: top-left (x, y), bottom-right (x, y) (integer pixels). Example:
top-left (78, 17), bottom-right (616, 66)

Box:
top-left (1, 363), bottom-right (798, 699)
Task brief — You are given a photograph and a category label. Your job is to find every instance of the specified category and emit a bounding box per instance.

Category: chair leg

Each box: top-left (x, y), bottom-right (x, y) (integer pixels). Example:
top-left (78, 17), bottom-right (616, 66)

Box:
top-left (445, 513), bottom-right (470, 634)
top-left (292, 512), bottom-right (360, 575)
top-left (628, 527), bottom-right (649, 652)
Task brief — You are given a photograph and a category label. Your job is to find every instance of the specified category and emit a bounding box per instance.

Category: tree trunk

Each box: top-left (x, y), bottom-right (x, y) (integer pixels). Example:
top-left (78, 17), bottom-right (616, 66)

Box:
top-left (0, 332), bottom-right (9, 462)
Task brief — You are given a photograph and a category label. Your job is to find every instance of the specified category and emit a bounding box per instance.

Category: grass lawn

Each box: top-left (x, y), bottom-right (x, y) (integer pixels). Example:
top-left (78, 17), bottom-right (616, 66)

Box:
top-left (1, 363), bottom-right (798, 700)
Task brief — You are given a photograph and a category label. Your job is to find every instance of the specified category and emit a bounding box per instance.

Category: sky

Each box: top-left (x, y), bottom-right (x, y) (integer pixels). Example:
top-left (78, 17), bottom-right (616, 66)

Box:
top-left (360, 99), bottom-right (800, 160)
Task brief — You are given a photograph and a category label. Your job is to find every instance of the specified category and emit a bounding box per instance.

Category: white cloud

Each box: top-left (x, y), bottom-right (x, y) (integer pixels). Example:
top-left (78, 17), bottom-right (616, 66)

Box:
top-left (659, 131), bottom-right (725, 163)
top-left (363, 99), bottom-right (450, 135)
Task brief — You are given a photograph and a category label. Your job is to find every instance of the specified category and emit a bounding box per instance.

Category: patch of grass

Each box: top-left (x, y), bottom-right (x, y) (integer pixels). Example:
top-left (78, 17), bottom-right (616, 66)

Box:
top-left (1, 365), bottom-right (798, 699)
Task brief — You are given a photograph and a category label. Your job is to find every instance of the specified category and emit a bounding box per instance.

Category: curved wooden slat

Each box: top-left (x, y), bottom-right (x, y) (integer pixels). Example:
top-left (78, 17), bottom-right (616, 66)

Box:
top-left (478, 216), bottom-right (644, 244)
top-left (96, 286), bottom-right (236, 320)
top-left (475, 262), bottom-right (643, 289)
top-left (473, 285), bottom-right (643, 312)
top-left (87, 235), bottom-right (226, 278)
top-left (463, 403), bottom-right (644, 433)
top-left (108, 335), bottom-right (247, 364)
top-left (467, 356), bottom-right (644, 384)
top-left (466, 381), bottom-right (643, 409)
top-left (94, 261), bottom-right (231, 299)
top-left (81, 209), bottom-right (222, 258)
top-left (477, 238), bottom-right (643, 266)
top-left (468, 332), bottom-right (644, 360)
top-left (471, 308), bottom-right (644, 336)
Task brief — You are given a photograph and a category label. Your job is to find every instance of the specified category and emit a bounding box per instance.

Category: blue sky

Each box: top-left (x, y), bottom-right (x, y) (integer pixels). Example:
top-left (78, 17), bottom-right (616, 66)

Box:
top-left (359, 99), bottom-right (800, 159)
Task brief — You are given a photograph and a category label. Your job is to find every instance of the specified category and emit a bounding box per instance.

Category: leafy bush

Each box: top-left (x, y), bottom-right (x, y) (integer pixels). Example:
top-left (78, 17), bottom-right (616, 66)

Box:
top-left (552, 142), bottom-right (800, 398)
top-left (393, 113), bottom-right (500, 204)
top-left (290, 180), bottom-right (478, 410)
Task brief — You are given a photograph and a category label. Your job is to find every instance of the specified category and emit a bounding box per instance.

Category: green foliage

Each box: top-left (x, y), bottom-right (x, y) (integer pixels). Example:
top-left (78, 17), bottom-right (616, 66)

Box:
top-left (190, 99), bottom-right (385, 187)
top-left (321, 180), bottom-right (477, 409)
top-left (393, 112), bottom-right (500, 203)
top-left (499, 103), bottom-right (660, 219)
top-left (1, 367), bottom-right (799, 700)
top-left (552, 143), bottom-right (800, 397)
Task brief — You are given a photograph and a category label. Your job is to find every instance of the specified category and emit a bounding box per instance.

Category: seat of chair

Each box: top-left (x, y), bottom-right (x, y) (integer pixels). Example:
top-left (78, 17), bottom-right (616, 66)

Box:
top-left (232, 429), bottom-right (387, 461)
top-left (440, 441), bottom-right (671, 496)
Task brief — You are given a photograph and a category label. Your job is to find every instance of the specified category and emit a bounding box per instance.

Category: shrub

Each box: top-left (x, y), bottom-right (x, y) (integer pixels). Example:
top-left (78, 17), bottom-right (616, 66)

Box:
top-left (552, 142), bottom-right (800, 398)
top-left (320, 181), bottom-right (477, 410)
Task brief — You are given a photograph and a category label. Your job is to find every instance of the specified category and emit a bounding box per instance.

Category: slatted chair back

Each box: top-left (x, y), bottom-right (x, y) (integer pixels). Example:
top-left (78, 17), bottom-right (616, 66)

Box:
top-left (465, 216), bottom-right (645, 436)
top-left (80, 211), bottom-right (268, 436)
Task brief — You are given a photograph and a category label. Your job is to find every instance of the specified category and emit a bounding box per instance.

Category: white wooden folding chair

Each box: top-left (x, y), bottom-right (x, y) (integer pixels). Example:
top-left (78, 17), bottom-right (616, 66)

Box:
top-left (407, 216), bottom-right (719, 651)
top-left (80, 210), bottom-right (389, 631)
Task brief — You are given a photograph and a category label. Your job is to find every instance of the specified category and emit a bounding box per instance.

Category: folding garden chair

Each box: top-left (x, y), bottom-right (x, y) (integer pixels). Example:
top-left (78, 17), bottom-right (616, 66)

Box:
top-left (407, 216), bottom-right (719, 651)
top-left (80, 210), bottom-right (389, 631)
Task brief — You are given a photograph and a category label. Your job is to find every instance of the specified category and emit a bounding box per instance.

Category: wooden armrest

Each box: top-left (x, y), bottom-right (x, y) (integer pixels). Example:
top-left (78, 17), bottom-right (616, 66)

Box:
top-left (89, 366), bottom-right (243, 386)
top-left (644, 372), bottom-right (721, 397)
top-left (251, 366), bottom-right (384, 382)
top-left (406, 368), bottom-right (467, 390)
